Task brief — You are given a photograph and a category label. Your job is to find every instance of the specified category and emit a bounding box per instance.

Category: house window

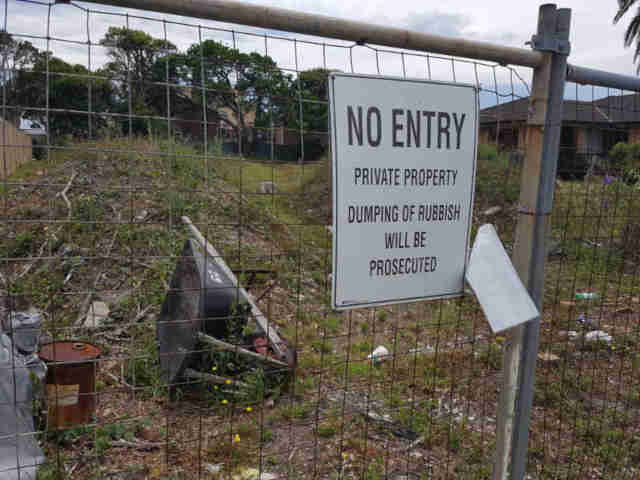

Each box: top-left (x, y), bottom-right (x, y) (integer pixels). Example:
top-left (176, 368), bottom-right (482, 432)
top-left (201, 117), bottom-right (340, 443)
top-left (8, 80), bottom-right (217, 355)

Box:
top-left (560, 126), bottom-right (575, 148)
top-left (497, 127), bottom-right (518, 150)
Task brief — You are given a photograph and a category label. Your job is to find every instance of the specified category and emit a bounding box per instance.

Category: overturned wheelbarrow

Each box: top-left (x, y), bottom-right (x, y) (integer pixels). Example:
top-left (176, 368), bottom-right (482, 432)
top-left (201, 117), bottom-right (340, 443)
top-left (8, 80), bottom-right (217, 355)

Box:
top-left (156, 217), bottom-right (295, 387)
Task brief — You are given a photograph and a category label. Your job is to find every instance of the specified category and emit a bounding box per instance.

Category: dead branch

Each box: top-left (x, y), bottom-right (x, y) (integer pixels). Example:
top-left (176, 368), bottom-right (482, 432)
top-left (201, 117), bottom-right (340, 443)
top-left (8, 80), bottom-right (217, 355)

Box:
top-left (75, 292), bottom-right (93, 327)
top-left (288, 447), bottom-right (298, 463)
top-left (255, 279), bottom-right (278, 303)
top-left (76, 209), bottom-right (121, 326)
top-left (132, 304), bottom-right (153, 323)
top-left (111, 438), bottom-right (163, 450)
top-left (184, 368), bottom-right (249, 388)
top-left (131, 259), bottom-right (154, 269)
top-left (104, 371), bottom-right (134, 390)
top-left (15, 234), bottom-right (50, 280)
top-left (63, 269), bottom-right (74, 285)
top-left (327, 391), bottom-right (394, 426)
top-left (402, 435), bottom-right (425, 452)
top-left (197, 332), bottom-right (289, 369)
top-left (56, 171), bottom-right (78, 219)
top-left (15, 172), bottom-right (78, 281)
top-left (99, 333), bottom-right (128, 343)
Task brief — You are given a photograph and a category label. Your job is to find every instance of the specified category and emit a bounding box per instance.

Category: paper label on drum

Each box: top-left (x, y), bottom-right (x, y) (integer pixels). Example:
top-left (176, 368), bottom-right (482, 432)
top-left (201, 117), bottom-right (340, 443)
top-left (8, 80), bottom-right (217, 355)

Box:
top-left (47, 384), bottom-right (80, 407)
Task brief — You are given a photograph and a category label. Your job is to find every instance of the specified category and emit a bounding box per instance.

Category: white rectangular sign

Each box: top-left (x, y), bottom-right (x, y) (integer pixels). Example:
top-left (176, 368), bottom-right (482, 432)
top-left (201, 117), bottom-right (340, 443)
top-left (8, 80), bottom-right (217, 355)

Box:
top-left (330, 73), bottom-right (478, 310)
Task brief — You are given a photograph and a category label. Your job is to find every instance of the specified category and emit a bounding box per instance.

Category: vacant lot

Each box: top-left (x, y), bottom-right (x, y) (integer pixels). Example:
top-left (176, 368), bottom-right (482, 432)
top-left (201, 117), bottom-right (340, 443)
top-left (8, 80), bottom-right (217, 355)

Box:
top-left (2, 139), bottom-right (639, 479)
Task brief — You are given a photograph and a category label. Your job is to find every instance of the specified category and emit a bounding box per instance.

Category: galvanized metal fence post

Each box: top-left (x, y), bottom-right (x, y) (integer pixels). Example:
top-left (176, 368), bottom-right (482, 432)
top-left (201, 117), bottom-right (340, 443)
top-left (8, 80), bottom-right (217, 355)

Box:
top-left (493, 4), bottom-right (571, 480)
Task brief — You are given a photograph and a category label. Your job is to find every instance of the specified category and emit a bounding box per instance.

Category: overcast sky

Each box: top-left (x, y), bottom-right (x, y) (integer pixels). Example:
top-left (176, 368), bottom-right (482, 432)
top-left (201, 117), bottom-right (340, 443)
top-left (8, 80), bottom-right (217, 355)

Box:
top-left (3, 0), bottom-right (639, 103)
top-left (244, 0), bottom-right (639, 76)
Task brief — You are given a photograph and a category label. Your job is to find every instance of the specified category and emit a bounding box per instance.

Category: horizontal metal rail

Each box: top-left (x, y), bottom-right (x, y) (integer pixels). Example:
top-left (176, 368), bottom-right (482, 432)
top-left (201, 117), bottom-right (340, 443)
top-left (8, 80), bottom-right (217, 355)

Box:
top-left (566, 64), bottom-right (640, 92)
top-left (77, 0), bottom-right (544, 68)
top-left (75, 0), bottom-right (640, 91)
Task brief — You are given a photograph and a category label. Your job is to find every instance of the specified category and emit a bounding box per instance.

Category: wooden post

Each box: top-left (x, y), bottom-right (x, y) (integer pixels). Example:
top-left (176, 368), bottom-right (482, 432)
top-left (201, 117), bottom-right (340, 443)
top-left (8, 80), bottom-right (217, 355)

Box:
top-left (493, 5), bottom-right (571, 479)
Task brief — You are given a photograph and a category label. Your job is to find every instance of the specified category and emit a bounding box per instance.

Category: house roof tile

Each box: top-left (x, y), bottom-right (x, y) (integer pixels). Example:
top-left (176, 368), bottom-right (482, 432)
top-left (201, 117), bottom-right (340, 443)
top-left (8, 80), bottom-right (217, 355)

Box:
top-left (480, 94), bottom-right (640, 125)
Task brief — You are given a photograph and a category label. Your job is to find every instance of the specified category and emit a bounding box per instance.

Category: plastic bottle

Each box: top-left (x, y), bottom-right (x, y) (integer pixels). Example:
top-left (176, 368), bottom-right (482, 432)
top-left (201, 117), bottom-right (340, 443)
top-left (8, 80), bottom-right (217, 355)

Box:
top-left (575, 292), bottom-right (599, 300)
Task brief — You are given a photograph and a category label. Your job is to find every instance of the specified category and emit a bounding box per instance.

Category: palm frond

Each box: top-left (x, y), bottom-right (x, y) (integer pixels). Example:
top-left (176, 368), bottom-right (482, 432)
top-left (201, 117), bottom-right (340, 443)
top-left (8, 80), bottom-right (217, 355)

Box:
top-left (624, 9), bottom-right (640, 47)
top-left (614, 0), bottom-right (638, 23)
top-left (633, 30), bottom-right (640, 72)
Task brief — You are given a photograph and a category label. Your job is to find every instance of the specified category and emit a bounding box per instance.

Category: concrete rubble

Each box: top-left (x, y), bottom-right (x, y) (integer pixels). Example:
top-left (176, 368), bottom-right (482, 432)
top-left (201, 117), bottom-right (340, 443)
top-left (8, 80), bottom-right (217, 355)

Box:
top-left (84, 301), bottom-right (110, 328)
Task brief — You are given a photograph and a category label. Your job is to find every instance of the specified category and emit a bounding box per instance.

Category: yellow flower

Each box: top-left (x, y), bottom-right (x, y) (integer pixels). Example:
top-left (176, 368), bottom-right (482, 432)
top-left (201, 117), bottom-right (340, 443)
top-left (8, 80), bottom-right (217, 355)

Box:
top-left (221, 399), bottom-right (228, 405)
top-left (211, 366), bottom-right (217, 372)
top-left (225, 379), bottom-right (232, 385)
top-left (246, 407), bottom-right (252, 412)
top-left (233, 434), bottom-right (241, 443)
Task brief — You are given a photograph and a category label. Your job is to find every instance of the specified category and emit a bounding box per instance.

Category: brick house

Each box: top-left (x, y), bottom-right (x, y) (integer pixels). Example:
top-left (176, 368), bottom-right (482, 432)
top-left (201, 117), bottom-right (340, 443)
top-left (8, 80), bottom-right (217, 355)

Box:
top-left (479, 94), bottom-right (638, 161)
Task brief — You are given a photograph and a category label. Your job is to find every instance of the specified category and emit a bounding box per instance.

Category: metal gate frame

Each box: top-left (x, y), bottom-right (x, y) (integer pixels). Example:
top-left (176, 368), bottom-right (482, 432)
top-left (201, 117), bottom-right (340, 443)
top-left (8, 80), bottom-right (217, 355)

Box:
top-left (43, 0), bottom-right (640, 477)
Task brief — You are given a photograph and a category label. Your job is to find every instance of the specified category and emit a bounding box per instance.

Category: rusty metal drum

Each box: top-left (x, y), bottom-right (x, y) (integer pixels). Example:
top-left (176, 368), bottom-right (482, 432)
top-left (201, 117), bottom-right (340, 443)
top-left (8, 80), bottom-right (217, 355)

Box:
top-left (38, 341), bottom-right (101, 428)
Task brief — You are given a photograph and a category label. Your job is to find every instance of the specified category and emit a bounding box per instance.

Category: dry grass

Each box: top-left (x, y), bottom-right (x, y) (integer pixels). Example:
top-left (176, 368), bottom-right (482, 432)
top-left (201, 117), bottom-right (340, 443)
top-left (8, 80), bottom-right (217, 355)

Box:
top-left (3, 142), bottom-right (640, 479)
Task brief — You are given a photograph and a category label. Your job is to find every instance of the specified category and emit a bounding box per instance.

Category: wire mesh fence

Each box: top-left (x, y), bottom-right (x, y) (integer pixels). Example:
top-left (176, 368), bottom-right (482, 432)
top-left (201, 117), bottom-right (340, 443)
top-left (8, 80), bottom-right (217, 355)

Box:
top-left (0, 2), bottom-right (528, 478)
top-left (522, 82), bottom-right (640, 480)
top-left (3, 1), bottom-right (639, 479)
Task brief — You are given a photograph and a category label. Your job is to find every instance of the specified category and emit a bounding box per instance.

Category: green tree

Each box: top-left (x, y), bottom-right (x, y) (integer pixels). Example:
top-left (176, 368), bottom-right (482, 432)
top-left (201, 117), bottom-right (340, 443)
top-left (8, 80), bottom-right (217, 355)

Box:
top-left (100, 27), bottom-right (176, 134)
top-left (614, 1), bottom-right (640, 71)
top-left (148, 52), bottom-right (192, 117)
top-left (0, 30), bottom-right (39, 79)
top-left (48, 60), bottom-right (116, 138)
top-left (280, 68), bottom-right (333, 162)
top-left (185, 40), bottom-right (291, 152)
top-left (290, 68), bottom-right (331, 134)
top-left (0, 30), bottom-right (115, 139)
top-left (13, 54), bottom-right (116, 139)
top-left (0, 30), bottom-right (40, 123)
